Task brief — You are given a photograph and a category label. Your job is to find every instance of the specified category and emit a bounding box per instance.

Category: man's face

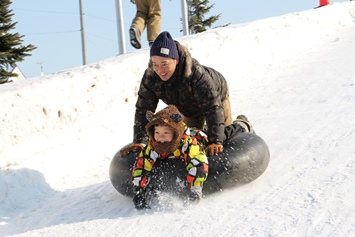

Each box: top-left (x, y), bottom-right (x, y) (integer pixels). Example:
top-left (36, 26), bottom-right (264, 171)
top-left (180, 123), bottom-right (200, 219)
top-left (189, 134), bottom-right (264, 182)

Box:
top-left (151, 56), bottom-right (179, 81)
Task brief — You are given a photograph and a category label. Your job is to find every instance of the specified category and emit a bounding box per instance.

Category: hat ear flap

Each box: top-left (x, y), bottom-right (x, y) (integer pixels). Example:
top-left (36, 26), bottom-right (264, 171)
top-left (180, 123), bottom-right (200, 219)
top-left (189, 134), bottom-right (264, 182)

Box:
top-left (146, 110), bottom-right (154, 121)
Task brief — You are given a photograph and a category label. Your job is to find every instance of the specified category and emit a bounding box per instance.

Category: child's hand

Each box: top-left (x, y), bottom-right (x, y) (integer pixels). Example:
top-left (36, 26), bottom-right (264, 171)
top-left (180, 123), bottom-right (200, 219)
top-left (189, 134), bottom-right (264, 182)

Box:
top-left (206, 144), bottom-right (223, 156)
top-left (119, 143), bottom-right (145, 157)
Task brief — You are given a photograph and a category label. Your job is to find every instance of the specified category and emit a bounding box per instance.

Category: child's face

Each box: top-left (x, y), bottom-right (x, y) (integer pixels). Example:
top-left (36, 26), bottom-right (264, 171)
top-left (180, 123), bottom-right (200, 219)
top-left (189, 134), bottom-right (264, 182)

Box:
top-left (154, 125), bottom-right (174, 143)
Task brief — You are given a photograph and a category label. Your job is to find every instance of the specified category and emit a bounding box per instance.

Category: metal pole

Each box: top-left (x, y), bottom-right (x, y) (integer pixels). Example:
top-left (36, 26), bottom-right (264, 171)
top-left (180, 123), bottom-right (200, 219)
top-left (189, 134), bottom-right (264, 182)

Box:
top-left (115, 0), bottom-right (126, 54)
top-left (181, 0), bottom-right (189, 35)
top-left (37, 62), bottom-right (44, 76)
top-left (79, 0), bottom-right (87, 65)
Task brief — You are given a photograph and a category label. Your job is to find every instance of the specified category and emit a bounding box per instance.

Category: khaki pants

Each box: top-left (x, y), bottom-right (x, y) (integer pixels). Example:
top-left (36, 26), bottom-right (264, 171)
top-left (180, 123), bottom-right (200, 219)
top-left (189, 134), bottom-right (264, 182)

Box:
top-left (184, 90), bottom-right (233, 129)
top-left (132, 0), bottom-right (161, 42)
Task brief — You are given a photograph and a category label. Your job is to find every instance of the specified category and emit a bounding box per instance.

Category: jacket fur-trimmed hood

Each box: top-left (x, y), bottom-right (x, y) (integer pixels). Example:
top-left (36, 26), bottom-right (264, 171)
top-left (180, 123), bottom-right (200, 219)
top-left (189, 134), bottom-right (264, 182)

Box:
top-left (146, 41), bottom-right (192, 78)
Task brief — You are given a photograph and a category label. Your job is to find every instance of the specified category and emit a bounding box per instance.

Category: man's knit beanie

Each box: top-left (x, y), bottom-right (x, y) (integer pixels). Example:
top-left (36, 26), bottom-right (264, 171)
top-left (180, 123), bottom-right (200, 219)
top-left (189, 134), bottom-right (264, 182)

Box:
top-left (145, 105), bottom-right (184, 154)
top-left (150, 31), bottom-right (179, 59)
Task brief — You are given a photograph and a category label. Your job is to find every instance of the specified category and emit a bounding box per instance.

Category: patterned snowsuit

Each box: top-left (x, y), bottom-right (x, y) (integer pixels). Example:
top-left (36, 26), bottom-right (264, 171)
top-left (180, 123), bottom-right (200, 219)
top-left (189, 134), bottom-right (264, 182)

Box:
top-left (132, 126), bottom-right (209, 193)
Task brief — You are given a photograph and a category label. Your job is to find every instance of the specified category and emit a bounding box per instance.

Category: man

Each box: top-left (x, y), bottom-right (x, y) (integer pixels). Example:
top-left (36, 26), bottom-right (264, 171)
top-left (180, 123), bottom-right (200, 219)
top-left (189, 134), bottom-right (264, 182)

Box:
top-left (120, 31), bottom-right (253, 157)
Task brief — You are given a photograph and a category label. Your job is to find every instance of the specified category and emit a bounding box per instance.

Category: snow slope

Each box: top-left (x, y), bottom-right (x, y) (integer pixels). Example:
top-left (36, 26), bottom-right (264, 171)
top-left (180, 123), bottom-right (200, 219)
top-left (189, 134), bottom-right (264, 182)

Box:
top-left (1, 2), bottom-right (355, 236)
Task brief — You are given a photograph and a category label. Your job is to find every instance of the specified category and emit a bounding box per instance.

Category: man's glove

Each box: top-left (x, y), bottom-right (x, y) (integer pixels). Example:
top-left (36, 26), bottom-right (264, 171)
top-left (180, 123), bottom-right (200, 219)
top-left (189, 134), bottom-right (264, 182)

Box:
top-left (130, 0), bottom-right (135, 4)
top-left (119, 143), bottom-right (145, 157)
top-left (206, 143), bottom-right (223, 156)
top-left (133, 192), bottom-right (150, 210)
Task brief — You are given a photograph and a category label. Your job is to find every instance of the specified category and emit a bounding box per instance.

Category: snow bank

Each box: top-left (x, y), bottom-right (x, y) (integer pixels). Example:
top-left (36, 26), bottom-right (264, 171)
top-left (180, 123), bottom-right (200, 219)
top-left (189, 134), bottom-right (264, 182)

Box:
top-left (1, 2), bottom-right (355, 236)
top-left (0, 3), bottom-right (354, 155)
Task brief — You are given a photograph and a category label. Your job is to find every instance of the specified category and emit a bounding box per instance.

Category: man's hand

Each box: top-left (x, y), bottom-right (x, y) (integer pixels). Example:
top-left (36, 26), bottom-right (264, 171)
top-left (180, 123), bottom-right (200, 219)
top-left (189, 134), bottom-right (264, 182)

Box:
top-left (206, 143), bottom-right (224, 156)
top-left (119, 143), bottom-right (145, 157)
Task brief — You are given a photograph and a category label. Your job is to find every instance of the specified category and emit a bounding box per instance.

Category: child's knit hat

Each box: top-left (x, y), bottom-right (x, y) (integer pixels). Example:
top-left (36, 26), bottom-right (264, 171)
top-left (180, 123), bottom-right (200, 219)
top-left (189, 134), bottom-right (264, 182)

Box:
top-left (145, 105), bottom-right (184, 154)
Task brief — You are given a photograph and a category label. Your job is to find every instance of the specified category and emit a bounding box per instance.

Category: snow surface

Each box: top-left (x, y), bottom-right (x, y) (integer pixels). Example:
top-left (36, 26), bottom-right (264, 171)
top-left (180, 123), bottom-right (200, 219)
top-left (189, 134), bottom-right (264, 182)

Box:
top-left (1, 2), bottom-right (355, 236)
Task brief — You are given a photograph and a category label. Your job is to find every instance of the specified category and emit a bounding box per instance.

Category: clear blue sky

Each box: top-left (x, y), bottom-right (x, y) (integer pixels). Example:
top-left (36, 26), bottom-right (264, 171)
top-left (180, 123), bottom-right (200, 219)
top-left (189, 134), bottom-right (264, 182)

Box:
top-left (10, 0), bottom-right (346, 78)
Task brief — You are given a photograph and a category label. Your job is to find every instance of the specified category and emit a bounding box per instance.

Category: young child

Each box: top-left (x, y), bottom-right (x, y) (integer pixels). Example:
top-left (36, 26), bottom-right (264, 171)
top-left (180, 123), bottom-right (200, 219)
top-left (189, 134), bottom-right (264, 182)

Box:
top-left (131, 105), bottom-right (209, 209)
top-left (128, 105), bottom-right (255, 210)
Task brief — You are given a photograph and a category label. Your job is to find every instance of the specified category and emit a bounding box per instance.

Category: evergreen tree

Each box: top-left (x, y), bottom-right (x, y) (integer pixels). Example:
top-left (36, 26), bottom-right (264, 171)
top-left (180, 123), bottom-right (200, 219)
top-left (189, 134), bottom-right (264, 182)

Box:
top-left (187, 0), bottom-right (221, 34)
top-left (0, 0), bottom-right (36, 84)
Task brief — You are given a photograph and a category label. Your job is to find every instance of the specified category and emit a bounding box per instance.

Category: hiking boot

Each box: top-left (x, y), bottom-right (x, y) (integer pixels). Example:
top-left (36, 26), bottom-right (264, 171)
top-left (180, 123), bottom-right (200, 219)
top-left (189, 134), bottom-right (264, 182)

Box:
top-left (188, 186), bottom-right (202, 203)
top-left (133, 191), bottom-right (150, 210)
top-left (234, 115), bottom-right (255, 134)
top-left (129, 26), bottom-right (142, 49)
